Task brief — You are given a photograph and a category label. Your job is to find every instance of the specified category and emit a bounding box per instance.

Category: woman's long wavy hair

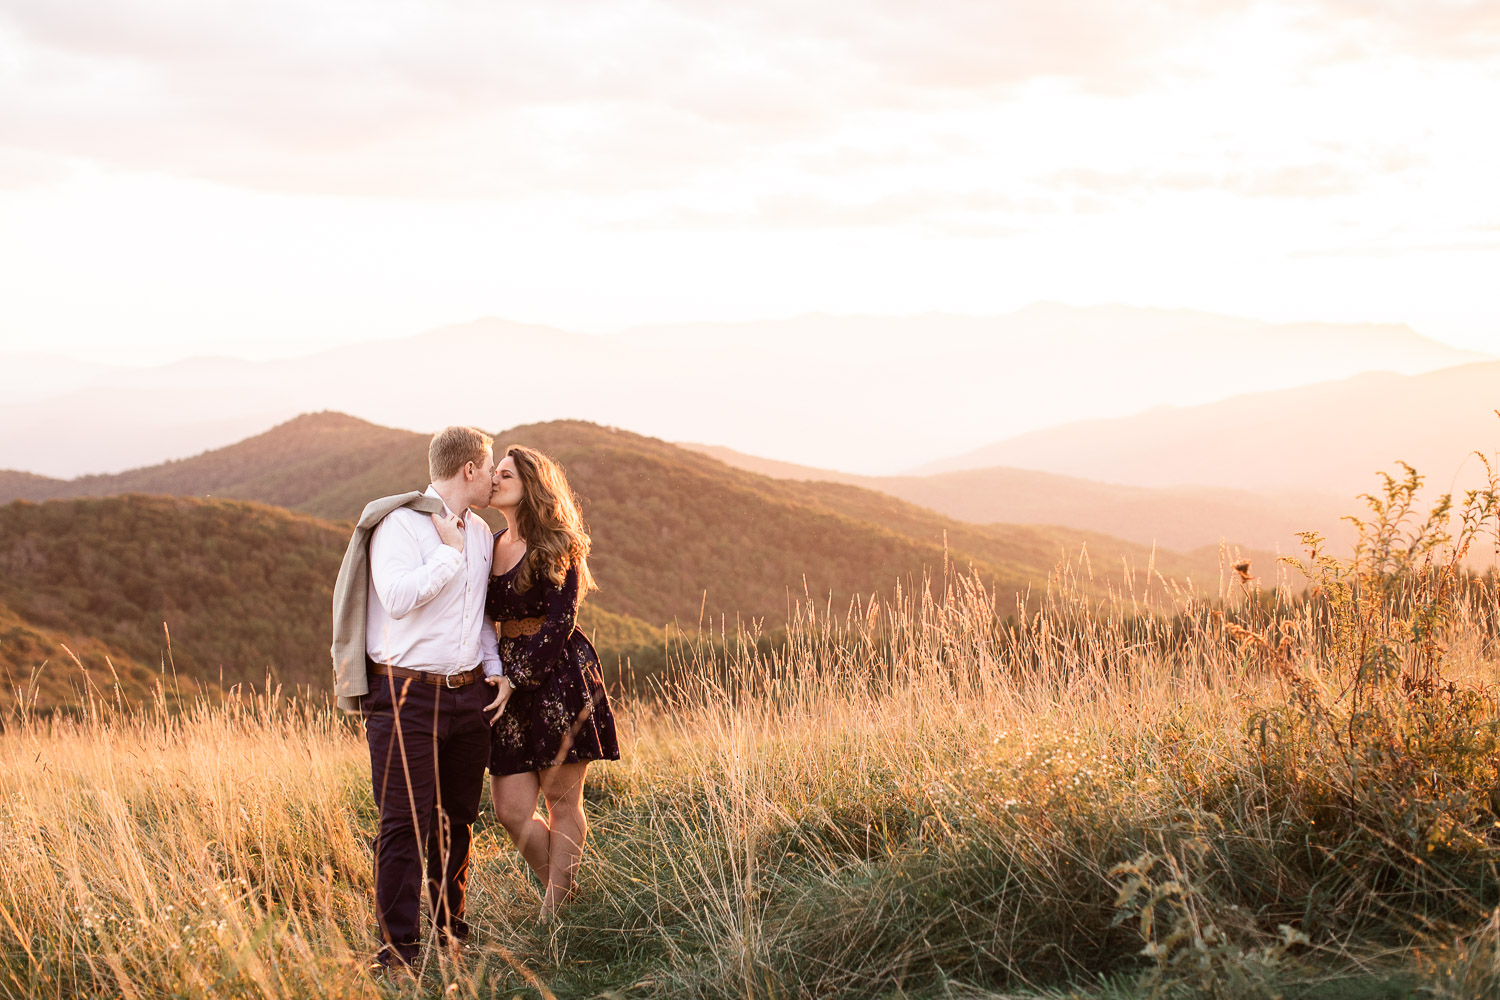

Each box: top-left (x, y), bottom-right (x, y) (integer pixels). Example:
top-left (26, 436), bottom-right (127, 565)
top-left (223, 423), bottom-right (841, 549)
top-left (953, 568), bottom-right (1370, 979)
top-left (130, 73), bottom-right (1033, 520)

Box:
top-left (506, 445), bottom-right (596, 597)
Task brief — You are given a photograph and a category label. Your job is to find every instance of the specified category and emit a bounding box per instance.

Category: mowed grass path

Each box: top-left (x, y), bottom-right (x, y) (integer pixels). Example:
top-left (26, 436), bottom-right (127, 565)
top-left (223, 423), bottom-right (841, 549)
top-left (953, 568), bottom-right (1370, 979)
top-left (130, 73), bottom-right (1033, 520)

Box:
top-left (4, 481), bottom-right (1500, 999)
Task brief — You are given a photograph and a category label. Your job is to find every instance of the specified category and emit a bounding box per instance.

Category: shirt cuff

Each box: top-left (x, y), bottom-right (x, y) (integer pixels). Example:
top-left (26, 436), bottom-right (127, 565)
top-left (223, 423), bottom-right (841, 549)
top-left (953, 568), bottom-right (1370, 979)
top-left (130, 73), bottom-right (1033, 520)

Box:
top-left (428, 544), bottom-right (464, 574)
top-left (480, 617), bottom-right (504, 678)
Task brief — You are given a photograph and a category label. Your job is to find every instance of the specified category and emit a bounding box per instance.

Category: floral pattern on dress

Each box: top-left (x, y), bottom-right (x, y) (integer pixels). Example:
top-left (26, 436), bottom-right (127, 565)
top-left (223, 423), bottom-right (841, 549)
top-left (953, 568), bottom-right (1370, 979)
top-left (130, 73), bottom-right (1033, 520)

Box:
top-left (485, 547), bottom-right (620, 775)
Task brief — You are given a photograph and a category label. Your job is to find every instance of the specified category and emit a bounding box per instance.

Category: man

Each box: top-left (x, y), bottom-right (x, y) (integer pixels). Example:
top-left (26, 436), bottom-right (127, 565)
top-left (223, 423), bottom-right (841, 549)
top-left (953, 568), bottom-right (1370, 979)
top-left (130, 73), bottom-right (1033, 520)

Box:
top-left (332, 425), bottom-right (511, 970)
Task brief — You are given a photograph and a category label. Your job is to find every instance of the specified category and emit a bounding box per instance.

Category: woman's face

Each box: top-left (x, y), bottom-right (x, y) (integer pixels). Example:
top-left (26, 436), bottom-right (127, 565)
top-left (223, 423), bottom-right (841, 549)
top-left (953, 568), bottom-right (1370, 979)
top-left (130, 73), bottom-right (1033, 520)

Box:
top-left (489, 454), bottom-right (524, 509)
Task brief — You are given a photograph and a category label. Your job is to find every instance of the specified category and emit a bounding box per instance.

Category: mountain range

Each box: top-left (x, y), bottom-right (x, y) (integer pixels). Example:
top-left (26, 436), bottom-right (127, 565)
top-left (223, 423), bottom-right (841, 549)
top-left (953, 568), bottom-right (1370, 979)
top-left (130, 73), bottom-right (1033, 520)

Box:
top-left (3, 413), bottom-right (1259, 710)
top-left (681, 443), bottom-right (1353, 553)
top-left (2, 304), bottom-right (1483, 479)
top-left (923, 364), bottom-right (1500, 500)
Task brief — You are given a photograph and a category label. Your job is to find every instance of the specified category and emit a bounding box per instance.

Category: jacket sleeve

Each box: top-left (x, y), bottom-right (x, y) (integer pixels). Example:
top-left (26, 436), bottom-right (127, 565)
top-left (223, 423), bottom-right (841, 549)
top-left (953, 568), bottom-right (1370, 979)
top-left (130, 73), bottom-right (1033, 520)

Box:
top-left (368, 511), bottom-right (463, 620)
top-left (498, 564), bottom-right (579, 690)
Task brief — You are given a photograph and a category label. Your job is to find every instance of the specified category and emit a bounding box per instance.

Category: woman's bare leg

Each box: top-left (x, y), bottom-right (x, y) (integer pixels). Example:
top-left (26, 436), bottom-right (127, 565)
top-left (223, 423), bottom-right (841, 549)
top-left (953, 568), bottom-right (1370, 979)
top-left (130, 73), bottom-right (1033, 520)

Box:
top-left (539, 762), bottom-right (589, 915)
top-left (491, 772), bottom-right (550, 889)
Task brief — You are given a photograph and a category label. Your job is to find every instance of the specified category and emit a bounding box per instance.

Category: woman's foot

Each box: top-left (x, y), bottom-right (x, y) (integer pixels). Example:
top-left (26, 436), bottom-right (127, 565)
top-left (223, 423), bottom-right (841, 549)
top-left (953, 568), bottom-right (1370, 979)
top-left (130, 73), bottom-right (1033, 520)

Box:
top-left (540, 881), bottom-right (577, 922)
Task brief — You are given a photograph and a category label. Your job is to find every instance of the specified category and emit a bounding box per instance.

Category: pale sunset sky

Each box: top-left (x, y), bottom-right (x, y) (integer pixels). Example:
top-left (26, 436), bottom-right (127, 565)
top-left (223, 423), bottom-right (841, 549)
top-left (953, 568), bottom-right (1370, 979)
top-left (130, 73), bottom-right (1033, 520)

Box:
top-left (1, 0), bottom-right (1498, 364)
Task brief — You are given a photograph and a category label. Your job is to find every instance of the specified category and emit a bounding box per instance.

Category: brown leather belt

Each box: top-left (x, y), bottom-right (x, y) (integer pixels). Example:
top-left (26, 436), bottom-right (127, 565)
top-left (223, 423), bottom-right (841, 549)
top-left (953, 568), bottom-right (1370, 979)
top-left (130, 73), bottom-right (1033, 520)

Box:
top-left (498, 617), bottom-right (545, 638)
top-left (369, 662), bottom-right (486, 689)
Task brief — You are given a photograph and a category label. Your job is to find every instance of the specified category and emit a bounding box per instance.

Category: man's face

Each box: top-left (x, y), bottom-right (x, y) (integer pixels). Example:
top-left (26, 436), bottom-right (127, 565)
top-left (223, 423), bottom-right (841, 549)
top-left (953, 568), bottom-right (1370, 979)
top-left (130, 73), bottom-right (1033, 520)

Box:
top-left (466, 447), bottom-right (496, 509)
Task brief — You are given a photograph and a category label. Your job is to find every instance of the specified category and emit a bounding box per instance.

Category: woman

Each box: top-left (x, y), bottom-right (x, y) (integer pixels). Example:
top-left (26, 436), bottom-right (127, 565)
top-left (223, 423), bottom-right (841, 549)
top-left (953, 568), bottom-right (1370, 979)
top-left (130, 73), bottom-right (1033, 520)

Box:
top-left (483, 444), bottom-right (619, 919)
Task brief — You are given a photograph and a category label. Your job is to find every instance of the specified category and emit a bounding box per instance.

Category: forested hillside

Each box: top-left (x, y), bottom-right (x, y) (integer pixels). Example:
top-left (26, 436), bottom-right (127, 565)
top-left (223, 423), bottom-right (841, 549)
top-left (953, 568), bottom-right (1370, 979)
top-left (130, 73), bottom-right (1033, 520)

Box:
top-left (0, 497), bottom-right (343, 698)
top-left (0, 412), bottom-right (426, 517)
top-left (3, 412), bottom-right (1234, 617)
top-left (0, 600), bottom-right (215, 714)
top-left (498, 420), bottom-right (1227, 624)
top-left (0, 414), bottom-right (1250, 709)
top-left (0, 496), bottom-right (664, 711)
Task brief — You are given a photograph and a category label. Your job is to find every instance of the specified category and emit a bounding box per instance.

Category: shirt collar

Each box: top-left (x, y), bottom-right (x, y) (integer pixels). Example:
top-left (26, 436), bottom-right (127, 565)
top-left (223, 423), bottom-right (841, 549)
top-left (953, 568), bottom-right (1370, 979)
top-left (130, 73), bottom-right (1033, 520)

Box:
top-left (424, 484), bottom-right (467, 525)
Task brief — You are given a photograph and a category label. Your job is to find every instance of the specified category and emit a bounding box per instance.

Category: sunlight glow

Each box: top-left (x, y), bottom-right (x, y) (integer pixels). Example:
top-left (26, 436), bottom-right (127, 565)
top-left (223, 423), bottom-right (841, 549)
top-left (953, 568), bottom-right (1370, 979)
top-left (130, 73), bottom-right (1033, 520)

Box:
top-left (0, 0), bottom-right (1497, 362)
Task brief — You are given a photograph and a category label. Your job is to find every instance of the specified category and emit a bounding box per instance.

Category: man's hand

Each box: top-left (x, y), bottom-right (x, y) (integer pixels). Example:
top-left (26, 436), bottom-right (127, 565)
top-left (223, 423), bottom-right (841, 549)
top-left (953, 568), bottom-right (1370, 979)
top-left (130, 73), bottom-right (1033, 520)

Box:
top-left (483, 675), bottom-right (514, 724)
top-left (431, 512), bottom-right (466, 552)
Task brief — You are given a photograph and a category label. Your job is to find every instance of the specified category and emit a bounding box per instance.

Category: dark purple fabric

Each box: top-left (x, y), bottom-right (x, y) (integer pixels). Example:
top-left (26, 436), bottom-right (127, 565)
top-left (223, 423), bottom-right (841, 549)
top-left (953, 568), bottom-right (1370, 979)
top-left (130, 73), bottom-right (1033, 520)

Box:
top-left (485, 555), bottom-right (620, 775)
top-left (363, 665), bottom-right (491, 964)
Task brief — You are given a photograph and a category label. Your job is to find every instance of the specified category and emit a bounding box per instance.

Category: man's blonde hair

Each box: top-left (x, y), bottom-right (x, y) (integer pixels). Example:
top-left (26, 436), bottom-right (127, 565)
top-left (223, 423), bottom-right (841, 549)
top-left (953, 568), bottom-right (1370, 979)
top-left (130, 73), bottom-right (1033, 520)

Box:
top-left (429, 426), bottom-right (493, 482)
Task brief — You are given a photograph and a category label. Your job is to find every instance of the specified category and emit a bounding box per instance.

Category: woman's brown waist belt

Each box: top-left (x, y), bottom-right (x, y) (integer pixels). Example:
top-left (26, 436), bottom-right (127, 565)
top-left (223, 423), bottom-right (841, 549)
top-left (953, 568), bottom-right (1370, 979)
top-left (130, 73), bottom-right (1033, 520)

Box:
top-left (367, 660), bottom-right (485, 688)
top-left (497, 617), bottom-right (545, 638)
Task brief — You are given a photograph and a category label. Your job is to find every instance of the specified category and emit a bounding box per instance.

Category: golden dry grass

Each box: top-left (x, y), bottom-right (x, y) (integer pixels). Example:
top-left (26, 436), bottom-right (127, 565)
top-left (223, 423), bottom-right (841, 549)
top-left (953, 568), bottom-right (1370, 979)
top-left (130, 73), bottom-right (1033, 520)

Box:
top-left (2, 468), bottom-right (1499, 999)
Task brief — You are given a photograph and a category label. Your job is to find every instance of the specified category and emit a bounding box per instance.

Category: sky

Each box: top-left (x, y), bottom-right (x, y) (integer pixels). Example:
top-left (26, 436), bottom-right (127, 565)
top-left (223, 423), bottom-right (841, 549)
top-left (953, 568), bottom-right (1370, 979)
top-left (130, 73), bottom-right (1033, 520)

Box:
top-left (2, 0), bottom-right (1499, 365)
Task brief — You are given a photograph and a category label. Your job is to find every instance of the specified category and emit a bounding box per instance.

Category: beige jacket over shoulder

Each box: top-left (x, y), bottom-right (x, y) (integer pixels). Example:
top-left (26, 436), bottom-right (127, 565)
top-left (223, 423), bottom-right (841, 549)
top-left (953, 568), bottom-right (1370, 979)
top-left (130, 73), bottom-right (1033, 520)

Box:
top-left (329, 491), bottom-right (445, 713)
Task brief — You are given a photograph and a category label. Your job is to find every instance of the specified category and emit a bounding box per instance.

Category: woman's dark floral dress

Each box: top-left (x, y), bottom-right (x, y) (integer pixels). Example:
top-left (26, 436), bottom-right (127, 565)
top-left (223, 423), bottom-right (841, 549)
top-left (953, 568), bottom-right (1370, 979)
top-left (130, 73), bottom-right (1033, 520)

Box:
top-left (485, 538), bottom-right (620, 776)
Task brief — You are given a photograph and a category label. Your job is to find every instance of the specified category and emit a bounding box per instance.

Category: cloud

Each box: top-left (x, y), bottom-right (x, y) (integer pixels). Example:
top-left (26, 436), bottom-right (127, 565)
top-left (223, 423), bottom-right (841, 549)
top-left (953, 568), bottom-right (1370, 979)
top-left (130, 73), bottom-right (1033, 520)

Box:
top-left (0, 146), bottom-right (65, 189)
top-left (1044, 147), bottom-right (1424, 202)
top-left (608, 187), bottom-right (1051, 234)
top-left (0, 0), bottom-right (884, 198)
top-left (0, 0), bottom-right (1252, 200)
top-left (725, 0), bottom-right (1203, 96)
top-left (0, 0), bottom-right (1486, 209)
top-left (1305, 0), bottom-right (1500, 61)
top-left (1291, 238), bottom-right (1500, 258)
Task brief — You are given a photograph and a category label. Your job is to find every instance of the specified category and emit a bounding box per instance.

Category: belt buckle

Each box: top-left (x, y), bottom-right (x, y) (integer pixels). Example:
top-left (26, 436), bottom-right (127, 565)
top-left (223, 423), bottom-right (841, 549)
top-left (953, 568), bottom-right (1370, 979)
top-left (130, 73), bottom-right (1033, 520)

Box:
top-left (445, 671), bottom-right (461, 689)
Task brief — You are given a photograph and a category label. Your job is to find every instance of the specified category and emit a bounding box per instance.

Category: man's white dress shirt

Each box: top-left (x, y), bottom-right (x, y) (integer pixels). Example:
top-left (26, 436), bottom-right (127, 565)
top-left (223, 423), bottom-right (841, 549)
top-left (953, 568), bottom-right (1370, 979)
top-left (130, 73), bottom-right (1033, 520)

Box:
top-left (366, 485), bottom-right (502, 678)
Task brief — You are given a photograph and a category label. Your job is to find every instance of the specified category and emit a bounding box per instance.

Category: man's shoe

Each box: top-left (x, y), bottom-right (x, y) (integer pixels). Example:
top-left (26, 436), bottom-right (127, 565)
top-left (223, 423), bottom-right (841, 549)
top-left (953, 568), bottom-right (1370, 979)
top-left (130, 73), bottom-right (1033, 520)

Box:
top-left (434, 932), bottom-right (470, 961)
top-left (370, 945), bottom-right (419, 987)
top-left (370, 960), bottom-right (417, 988)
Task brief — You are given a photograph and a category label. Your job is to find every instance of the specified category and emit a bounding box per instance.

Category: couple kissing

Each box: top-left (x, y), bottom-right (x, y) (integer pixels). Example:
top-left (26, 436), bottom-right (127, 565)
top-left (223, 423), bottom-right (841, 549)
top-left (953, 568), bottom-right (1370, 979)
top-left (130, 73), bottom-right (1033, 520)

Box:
top-left (330, 425), bottom-right (619, 973)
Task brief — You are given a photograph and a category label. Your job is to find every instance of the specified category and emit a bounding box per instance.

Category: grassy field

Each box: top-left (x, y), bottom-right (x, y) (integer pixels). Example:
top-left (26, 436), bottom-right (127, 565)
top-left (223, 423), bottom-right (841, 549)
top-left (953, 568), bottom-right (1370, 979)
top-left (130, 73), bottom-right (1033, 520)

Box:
top-left (3, 467), bottom-right (1500, 999)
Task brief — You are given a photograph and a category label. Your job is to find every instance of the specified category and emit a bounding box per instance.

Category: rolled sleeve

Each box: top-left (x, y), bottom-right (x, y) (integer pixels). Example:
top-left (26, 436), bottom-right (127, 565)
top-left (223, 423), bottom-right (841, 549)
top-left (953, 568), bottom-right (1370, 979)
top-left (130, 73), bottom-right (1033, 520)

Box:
top-left (480, 617), bottom-right (504, 678)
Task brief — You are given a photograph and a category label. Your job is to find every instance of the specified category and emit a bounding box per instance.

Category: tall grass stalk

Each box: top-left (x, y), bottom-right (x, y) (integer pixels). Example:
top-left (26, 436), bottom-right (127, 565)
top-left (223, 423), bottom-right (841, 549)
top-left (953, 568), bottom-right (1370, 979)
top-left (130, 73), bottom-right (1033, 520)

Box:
top-left (3, 466), bottom-right (1500, 998)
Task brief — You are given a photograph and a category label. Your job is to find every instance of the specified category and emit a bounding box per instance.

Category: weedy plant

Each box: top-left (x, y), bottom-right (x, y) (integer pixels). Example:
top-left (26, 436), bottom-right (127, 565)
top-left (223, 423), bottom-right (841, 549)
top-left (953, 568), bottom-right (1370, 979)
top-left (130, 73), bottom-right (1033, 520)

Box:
top-left (1233, 461), bottom-right (1500, 931)
top-left (1095, 453), bottom-right (1500, 999)
top-left (1111, 830), bottom-right (1310, 1000)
